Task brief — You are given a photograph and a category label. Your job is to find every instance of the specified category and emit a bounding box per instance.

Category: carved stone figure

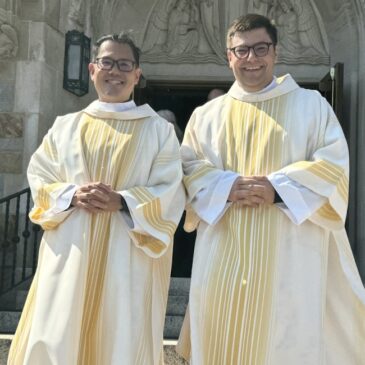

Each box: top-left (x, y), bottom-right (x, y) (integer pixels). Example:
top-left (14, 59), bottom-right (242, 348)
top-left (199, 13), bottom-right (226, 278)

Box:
top-left (248, 0), bottom-right (275, 18)
top-left (67, 0), bottom-right (119, 36)
top-left (141, 0), bottom-right (226, 64)
top-left (0, 7), bottom-right (17, 58)
top-left (165, 0), bottom-right (199, 56)
top-left (248, 0), bottom-right (330, 64)
top-left (67, 0), bottom-right (86, 31)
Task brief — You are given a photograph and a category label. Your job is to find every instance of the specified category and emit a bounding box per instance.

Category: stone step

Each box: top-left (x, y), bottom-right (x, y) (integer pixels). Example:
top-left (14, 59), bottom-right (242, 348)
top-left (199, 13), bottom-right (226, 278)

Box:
top-left (0, 312), bottom-right (20, 333)
top-left (168, 277), bottom-right (190, 296)
top-left (164, 314), bottom-right (184, 339)
top-left (0, 288), bottom-right (30, 312)
top-left (15, 290), bottom-right (27, 310)
top-left (0, 313), bottom-right (186, 342)
top-left (0, 336), bottom-right (188, 365)
top-left (166, 294), bottom-right (188, 316)
top-left (0, 267), bottom-right (33, 290)
top-left (0, 277), bottom-right (191, 338)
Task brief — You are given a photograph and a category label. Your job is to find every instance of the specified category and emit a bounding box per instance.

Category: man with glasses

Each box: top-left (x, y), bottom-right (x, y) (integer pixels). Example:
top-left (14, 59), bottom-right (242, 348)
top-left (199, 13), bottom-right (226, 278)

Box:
top-left (179, 13), bottom-right (365, 364)
top-left (8, 33), bottom-right (185, 365)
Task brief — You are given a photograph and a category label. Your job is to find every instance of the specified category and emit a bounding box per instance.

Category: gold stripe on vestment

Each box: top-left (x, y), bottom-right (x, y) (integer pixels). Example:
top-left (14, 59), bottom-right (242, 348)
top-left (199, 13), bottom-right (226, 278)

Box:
top-left (77, 115), bottom-right (143, 364)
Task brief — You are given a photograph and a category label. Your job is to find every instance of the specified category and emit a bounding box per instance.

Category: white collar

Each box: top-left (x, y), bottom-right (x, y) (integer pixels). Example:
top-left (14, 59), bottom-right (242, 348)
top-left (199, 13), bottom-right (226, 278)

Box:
top-left (89, 100), bottom-right (136, 112)
top-left (228, 74), bottom-right (299, 102)
top-left (237, 77), bottom-right (278, 96)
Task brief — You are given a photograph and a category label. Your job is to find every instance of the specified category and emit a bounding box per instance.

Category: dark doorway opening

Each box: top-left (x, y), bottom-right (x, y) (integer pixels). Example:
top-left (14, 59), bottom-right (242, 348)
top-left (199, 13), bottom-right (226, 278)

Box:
top-left (136, 80), bottom-right (230, 131)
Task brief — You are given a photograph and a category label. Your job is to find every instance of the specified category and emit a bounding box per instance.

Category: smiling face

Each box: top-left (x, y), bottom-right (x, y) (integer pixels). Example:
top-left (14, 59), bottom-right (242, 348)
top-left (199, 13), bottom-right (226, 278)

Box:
top-left (88, 40), bottom-right (141, 103)
top-left (227, 28), bottom-right (276, 92)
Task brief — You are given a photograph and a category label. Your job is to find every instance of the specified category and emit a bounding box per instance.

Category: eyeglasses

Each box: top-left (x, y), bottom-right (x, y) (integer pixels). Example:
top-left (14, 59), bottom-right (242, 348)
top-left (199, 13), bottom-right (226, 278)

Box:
top-left (228, 42), bottom-right (273, 59)
top-left (94, 57), bottom-right (136, 72)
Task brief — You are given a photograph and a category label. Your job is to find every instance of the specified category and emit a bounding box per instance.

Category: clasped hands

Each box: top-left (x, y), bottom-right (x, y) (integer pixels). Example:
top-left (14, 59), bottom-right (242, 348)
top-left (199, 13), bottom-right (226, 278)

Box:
top-left (228, 176), bottom-right (275, 207)
top-left (71, 182), bottom-right (122, 213)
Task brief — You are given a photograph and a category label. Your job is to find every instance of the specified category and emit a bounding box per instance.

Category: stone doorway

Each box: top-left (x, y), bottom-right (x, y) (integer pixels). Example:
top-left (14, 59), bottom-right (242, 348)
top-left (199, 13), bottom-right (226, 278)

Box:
top-left (137, 80), bottom-right (231, 131)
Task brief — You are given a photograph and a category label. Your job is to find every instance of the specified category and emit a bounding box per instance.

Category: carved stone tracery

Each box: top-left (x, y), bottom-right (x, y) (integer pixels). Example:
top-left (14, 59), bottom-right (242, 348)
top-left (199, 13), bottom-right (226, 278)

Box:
top-left (248, 0), bottom-right (330, 64)
top-left (0, 7), bottom-right (18, 59)
top-left (64, 0), bottom-right (331, 66)
top-left (141, 0), bottom-right (226, 65)
top-left (140, 0), bottom-right (330, 65)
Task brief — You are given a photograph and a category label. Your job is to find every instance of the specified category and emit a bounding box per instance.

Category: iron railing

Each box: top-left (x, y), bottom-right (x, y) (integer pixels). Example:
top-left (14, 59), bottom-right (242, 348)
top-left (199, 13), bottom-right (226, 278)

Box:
top-left (0, 188), bottom-right (42, 297)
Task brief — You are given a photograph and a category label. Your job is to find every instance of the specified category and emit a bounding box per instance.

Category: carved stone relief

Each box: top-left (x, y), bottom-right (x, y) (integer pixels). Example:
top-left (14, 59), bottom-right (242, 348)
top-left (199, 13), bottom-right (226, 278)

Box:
top-left (248, 0), bottom-right (330, 64)
top-left (67, 0), bottom-right (86, 31)
top-left (139, 0), bottom-right (330, 65)
top-left (0, 113), bottom-right (22, 138)
top-left (141, 0), bottom-right (226, 64)
top-left (66, 0), bottom-right (131, 40)
top-left (0, 7), bottom-right (18, 58)
top-left (64, 0), bottom-right (331, 65)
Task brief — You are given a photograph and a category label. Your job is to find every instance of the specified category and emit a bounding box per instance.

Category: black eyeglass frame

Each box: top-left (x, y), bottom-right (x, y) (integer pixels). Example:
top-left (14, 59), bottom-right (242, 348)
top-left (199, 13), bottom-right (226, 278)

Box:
top-left (227, 42), bottom-right (274, 59)
top-left (94, 57), bottom-right (137, 72)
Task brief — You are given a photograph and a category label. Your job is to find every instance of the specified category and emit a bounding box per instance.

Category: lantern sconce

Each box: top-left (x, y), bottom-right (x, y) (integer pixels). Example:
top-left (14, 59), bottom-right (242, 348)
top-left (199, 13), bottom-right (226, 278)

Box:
top-left (63, 30), bottom-right (91, 97)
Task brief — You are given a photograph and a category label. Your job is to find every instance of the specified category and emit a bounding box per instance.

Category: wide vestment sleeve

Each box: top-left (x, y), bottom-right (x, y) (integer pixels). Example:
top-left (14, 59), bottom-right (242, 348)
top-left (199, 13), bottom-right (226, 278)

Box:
top-left (180, 102), bottom-right (238, 231)
top-left (121, 122), bottom-right (186, 258)
top-left (270, 99), bottom-right (349, 230)
top-left (27, 116), bottom-right (79, 230)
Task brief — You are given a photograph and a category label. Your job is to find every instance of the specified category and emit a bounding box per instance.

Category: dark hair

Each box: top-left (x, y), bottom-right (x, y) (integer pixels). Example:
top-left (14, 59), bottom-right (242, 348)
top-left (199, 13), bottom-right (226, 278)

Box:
top-left (226, 14), bottom-right (278, 47)
top-left (92, 32), bottom-right (141, 65)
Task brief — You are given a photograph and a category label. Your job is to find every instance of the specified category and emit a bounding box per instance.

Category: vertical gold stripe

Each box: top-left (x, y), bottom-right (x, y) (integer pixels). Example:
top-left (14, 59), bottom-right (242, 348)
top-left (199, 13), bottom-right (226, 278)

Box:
top-left (77, 115), bottom-right (144, 364)
top-left (201, 97), bottom-right (286, 364)
top-left (135, 276), bottom-right (153, 365)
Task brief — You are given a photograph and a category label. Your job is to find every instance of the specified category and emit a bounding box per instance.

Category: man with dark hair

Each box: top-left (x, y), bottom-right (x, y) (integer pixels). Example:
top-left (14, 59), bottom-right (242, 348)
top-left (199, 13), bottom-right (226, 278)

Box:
top-left (8, 33), bottom-right (185, 365)
top-left (178, 13), bottom-right (365, 364)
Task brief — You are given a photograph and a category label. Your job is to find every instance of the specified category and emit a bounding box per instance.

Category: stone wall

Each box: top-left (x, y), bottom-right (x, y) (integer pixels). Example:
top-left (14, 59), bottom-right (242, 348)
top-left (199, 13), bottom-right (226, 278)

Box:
top-left (0, 0), bottom-right (95, 198)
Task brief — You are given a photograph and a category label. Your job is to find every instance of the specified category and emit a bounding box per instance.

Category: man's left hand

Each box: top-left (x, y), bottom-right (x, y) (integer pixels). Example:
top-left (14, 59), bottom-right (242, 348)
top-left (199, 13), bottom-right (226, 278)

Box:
top-left (250, 176), bottom-right (276, 204)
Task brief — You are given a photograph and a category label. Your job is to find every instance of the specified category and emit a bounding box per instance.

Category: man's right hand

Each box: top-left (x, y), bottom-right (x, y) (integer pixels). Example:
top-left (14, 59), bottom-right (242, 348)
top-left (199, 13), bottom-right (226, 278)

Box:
top-left (71, 182), bottom-right (120, 213)
top-left (227, 176), bottom-right (272, 207)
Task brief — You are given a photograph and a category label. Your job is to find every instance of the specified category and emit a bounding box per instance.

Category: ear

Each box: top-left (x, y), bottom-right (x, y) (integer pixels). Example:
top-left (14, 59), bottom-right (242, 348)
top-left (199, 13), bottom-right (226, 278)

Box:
top-left (134, 67), bottom-right (142, 85)
top-left (273, 45), bottom-right (278, 63)
top-left (88, 63), bottom-right (96, 80)
top-left (227, 50), bottom-right (233, 69)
